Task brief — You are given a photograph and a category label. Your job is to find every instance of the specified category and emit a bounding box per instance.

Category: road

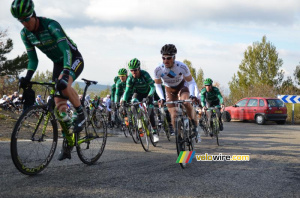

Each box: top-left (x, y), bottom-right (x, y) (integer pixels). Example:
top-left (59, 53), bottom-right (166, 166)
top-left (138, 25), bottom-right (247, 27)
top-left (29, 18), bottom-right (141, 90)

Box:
top-left (0, 122), bottom-right (299, 198)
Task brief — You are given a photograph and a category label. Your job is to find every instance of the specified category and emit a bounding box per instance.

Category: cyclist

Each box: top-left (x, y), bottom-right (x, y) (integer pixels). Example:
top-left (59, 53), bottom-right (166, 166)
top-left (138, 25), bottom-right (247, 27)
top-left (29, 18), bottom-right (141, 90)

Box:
top-left (115, 68), bottom-right (128, 104)
top-left (11, 0), bottom-right (85, 161)
top-left (153, 83), bottom-right (174, 135)
top-left (122, 58), bottom-right (159, 142)
top-left (111, 76), bottom-right (119, 111)
top-left (154, 44), bottom-right (200, 142)
top-left (200, 78), bottom-right (225, 135)
top-left (35, 95), bottom-right (44, 105)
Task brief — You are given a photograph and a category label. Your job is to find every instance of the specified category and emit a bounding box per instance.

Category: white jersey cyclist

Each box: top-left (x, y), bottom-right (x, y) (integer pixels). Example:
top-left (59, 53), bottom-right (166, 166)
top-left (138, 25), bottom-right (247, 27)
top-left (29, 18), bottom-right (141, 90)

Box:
top-left (154, 60), bottom-right (197, 100)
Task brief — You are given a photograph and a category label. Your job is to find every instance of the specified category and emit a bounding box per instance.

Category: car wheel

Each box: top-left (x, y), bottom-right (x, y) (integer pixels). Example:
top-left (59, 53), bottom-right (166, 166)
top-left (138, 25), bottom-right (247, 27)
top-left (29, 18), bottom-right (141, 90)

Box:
top-left (255, 115), bottom-right (265, 125)
top-left (275, 120), bottom-right (286, 125)
top-left (222, 111), bottom-right (231, 122)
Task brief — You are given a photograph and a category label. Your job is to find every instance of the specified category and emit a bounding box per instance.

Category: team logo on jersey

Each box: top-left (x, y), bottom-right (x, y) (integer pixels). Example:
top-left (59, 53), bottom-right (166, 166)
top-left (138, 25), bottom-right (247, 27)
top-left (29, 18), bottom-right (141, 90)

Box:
top-left (167, 70), bottom-right (177, 78)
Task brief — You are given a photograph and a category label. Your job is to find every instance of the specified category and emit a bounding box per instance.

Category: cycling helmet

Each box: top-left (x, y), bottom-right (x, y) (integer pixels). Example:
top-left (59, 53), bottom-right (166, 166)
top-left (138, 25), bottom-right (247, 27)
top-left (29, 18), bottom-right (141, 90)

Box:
top-left (114, 76), bottom-right (119, 84)
top-left (128, 58), bottom-right (140, 70)
top-left (3, 95), bottom-right (7, 98)
top-left (11, 0), bottom-right (35, 19)
top-left (204, 78), bottom-right (213, 86)
top-left (37, 95), bottom-right (41, 98)
top-left (118, 68), bottom-right (127, 76)
top-left (160, 44), bottom-right (177, 55)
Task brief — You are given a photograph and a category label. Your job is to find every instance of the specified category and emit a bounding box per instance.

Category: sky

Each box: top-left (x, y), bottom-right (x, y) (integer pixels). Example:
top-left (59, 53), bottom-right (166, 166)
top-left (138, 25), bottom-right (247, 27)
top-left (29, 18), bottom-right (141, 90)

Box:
top-left (1, 0), bottom-right (300, 93)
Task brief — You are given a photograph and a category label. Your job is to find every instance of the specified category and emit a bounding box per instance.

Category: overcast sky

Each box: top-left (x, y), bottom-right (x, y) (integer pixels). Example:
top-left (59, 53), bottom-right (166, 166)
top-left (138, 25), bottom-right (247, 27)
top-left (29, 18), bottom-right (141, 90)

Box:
top-left (1, 0), bottom-right (300, 92)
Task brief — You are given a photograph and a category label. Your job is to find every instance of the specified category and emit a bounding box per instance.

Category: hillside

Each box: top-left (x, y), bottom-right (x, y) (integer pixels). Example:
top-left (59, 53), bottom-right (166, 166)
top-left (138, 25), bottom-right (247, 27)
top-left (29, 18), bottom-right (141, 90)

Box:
top-left (73, 81), bottom-right (110, 94)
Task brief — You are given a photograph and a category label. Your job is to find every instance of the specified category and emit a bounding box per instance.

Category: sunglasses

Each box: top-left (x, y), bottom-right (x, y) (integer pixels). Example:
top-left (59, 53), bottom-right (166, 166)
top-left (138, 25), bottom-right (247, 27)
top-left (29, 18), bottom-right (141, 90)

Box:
top-left (18, 13), bottom-right (33, 23)
top-left (130, 69), bottom-right (139, 72)
top-left (162, 56), bottom-right (174, 60)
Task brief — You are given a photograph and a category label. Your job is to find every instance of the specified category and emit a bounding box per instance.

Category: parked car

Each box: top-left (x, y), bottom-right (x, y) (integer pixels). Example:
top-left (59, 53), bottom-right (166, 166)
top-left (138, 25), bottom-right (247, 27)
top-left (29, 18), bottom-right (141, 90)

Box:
top-left (225, 97), bottom-right (287, 125)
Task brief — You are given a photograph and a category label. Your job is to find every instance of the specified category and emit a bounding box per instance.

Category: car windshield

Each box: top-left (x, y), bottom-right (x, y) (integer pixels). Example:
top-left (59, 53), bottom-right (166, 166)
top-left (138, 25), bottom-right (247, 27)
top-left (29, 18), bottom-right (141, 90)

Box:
top-left (267, 99), bottom-right (285, 107)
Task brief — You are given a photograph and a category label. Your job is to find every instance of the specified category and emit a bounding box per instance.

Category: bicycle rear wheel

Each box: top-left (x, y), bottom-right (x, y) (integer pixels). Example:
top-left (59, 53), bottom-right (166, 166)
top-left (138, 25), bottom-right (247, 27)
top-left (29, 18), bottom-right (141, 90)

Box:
top-left (11, 105), bottom-right (58, 175)
top-left (175, 118), bottom-right (187, 169)
top-left (76, 109), bottom-right (107, 165)
top-left (129, 120), bottom-right (139, 144)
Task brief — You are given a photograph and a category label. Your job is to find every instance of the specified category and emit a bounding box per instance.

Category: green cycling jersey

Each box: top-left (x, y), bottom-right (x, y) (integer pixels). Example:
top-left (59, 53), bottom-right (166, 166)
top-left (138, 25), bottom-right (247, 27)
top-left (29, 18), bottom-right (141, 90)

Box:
top-left (122, 70), bottom-right (155, 102)
top-left (200, 87), bottom-right (224, 107)
top-left (21, 17), bottom-right (78, 72)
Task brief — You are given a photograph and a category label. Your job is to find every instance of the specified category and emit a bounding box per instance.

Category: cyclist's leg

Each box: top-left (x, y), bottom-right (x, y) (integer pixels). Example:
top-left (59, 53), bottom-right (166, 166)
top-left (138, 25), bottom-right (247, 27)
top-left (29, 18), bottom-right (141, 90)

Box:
top-left (165, 87), bottom-right (178, 132)
top-left (179, 86), bottom-right (198, 136)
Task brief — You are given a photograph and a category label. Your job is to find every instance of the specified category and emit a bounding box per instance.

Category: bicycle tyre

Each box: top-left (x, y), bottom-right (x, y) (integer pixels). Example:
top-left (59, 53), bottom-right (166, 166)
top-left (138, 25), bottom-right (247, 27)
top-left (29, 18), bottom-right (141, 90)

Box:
top-left (187, 120), bottom-right (195, 151)
top-left (139, 118), bottom-right (149, 152)
top-left (129, 122), bottom-right (139, 144)
top-left (175, 118), bottom-right (187, 169)
top-left (164, 118), bottom-right (171, 141)
top-left (76, 108), bottom-right (108, 165)
top-left (212, 116), bottom-right (220, 146)
top-left (11, 105), bottom-right (58, 175)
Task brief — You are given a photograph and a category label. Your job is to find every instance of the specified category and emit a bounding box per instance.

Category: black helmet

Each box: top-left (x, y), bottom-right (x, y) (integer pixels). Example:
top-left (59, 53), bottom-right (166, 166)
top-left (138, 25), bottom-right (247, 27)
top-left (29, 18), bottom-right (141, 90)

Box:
top-left (160, 44), bottom-right (177, 55)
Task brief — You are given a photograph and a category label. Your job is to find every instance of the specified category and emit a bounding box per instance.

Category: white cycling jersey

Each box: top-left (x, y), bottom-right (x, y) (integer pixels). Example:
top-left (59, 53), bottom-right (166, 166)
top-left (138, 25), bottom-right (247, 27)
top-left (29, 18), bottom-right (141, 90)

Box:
top-left (154, 60), bottom-right (191, 87)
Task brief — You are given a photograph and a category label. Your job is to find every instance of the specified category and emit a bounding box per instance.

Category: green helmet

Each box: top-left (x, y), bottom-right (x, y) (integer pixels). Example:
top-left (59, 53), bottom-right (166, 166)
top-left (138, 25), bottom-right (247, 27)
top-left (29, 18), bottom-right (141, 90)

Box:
top-left (128, 58), bottom-right (140, 70)
top-left (204, 78), bottom-right (213, 86)
top-left (11, 0), bottom-right (35, 19)
top-left (114, 76), bottom-right (119, 84)
top-left (118, 68), bottom-right (127, 76)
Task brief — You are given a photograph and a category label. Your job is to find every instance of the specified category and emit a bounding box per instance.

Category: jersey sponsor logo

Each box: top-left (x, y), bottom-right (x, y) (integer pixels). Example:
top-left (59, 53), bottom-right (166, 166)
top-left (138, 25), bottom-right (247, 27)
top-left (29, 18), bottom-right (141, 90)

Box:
top-left (167, 70), bottom-right (177, 78)
top-left (66, 50), bottom-right (71, 66)
top-left (71, 59), bottom-right (81, 71)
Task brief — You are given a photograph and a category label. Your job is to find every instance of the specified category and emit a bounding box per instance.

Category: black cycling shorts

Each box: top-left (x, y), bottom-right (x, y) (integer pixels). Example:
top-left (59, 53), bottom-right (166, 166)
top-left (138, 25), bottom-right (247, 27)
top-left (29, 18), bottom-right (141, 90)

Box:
top-left (52, 50), bottom-right (84, 81)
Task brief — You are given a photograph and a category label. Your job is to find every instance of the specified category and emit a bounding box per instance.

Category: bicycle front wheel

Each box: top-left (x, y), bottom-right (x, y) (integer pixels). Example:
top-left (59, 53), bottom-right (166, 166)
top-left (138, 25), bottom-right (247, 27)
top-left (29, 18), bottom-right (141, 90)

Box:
top-left (175, 118), bottom-right (187, 169)
top-left (77, 110), bottom-right (107, 165)
top-left (212, 117), bottom-right (220, 146)
top-left (11, 105), bottom-right (58, 175)
top-left (139, 119), bottom-right (149, 152)
top-left (164, 119), bottom-right (171, 141)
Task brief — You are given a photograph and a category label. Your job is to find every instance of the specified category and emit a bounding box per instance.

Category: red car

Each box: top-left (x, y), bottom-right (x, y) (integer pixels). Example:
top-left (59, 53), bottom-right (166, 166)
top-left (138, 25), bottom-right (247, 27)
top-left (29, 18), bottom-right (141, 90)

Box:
top-left (225, 97), bottom-right (287, 125)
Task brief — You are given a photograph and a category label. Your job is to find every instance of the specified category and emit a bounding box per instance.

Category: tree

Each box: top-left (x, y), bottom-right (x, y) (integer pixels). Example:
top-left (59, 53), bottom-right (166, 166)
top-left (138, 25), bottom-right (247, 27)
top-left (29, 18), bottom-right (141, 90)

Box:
top-left (183, 59), bottom-right (204, 89)
top-left (228, 35), bottom-right (284, 102)
top-left (73, 82), bottom-right (83, 95)
top-left (30, 70), bottom-right (53, 97)
top-left (0, 29), bottom-right (28, 96)
top-left (99, 86), bottom-right (111, 98)
top-left (294, 64), bottom-right (300, 86)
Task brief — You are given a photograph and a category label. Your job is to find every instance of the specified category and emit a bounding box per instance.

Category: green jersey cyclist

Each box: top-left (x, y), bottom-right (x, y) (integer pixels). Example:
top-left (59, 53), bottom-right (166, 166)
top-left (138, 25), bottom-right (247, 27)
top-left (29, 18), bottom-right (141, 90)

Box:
top-left (11, 0), bottom-right (86, 160)
top-left (200, 78), bottom-right (225, 136)
top-left (122, 58), bottom-right (159, 142)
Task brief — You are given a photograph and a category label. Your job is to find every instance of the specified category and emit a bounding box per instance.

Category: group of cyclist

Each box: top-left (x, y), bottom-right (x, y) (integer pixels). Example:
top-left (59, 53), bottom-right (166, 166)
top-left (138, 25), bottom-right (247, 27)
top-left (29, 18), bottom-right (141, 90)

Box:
top-left (10, 0), bottom-right (225, 161)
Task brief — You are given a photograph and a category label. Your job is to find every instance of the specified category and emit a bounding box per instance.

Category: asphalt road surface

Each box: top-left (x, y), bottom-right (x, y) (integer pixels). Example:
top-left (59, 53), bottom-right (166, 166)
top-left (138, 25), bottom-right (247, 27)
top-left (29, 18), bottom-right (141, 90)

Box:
top-left (0, 121), bottom-right (299, 198)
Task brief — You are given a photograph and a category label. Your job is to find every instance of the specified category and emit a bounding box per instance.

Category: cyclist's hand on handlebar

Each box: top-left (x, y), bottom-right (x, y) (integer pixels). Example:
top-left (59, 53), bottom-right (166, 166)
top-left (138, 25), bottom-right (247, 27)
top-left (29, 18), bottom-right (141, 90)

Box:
top-left (221, 104), bottom-right (225, 111)
top-left (189, 95), bottom-right (199, 105)
top-left (158, 99), bottom-right (165, 107)
top-left (57, 69), bottom-right (70, 91)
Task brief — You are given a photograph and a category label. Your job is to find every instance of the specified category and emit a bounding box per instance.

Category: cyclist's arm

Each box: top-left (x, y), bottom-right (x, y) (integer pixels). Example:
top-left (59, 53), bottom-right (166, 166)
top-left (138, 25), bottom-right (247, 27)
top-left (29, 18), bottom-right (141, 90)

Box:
top-left (144, 71), bottom-right (155, 97)
top-left (215, 87), bottom-right (224, 105)
top-left (122, 77), bottom-right (133, 102)
top-left (48, 21), bottom-right (72, 70)
top-left (200, 88), bottom-right (206, 107)
top-left (154, 79), bottom-right (165, 100)
top-left (184, 75), bottom-right (197, 97)
top-left (21, 30), bottom-right (38, 79)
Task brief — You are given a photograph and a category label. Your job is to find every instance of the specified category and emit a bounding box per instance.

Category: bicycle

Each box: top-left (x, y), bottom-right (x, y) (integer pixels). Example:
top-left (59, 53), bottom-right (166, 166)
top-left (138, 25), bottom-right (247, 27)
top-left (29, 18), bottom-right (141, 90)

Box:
top-left (131, 100), bottom-right (157, 152)
top-left (200, 106), bottom-right (222, 146)
top-left (165, 100), bottom-right (195, 169)
top-left (118, 103), bottom-right (140, 143)
top-left (11, 78), bottom-right (107, 175)
top-left (154, 102), bottom-right (171, 141)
